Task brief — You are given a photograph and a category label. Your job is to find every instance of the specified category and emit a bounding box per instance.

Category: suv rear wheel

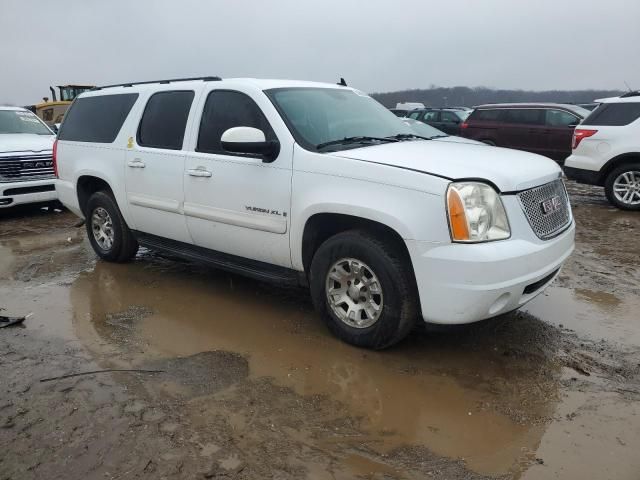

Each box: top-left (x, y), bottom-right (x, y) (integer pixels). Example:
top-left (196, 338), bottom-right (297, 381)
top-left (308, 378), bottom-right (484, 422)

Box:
top-left (309, 230), bottom-right (418, 349)
top-left (604, 163), bottom-right (640, 211)
top-left (85, 191), bottom-right (139, 262)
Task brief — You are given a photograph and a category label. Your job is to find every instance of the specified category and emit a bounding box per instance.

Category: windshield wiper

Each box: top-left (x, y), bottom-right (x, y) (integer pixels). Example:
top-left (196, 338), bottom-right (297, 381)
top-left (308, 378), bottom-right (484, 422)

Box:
top-left (316, 136), bottom-right (398, 150)
top-left (387, 133), bottom-right (447, 141)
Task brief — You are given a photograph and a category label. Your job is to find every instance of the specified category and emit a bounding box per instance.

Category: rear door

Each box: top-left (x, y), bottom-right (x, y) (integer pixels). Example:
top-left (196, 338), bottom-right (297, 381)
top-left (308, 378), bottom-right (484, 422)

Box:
top-left (544, 109), bottom-right (581, 162)
top-left (438, 111), bottom-right (463, 135)
top-left (124, 90), bottom-right (196, 243)
top-left (500, 108), bottom-right (546, 156)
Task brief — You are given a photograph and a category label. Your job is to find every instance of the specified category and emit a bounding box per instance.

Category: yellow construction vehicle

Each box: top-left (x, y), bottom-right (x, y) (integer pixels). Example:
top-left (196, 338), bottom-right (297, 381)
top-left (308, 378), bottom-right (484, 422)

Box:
top-left (29, 84), bottom-right (94, 127)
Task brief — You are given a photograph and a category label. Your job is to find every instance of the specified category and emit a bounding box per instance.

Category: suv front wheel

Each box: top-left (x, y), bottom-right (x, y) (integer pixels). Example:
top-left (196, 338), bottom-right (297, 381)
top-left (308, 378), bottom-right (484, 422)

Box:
top-left (309, 230), bottom-right (418, 349)
top-left (85, 191), bottom-right (139, 262)
top-left (604, 163), bottom-right (640, 211)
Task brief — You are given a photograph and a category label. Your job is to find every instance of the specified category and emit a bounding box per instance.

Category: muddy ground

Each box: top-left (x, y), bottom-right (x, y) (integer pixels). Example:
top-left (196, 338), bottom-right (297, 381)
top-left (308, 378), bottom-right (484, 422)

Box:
top-left (0, 181), bottom-right (639, 480)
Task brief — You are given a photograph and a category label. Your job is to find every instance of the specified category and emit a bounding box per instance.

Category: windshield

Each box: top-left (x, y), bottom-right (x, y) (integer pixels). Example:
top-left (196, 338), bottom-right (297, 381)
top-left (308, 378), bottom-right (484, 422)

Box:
top-left (266, 87), bottom-right (437, 151)
top-left (59, 86), bottom-right (93, 102)
top-left (0, 110), bottom-right (53, 135)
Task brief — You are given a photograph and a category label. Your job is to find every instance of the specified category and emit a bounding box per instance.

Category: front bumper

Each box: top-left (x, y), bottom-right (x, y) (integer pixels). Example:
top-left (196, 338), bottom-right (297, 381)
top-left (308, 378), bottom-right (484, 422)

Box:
top-left (0, 178), bottom-right (58, 208)
top-left (406, 222), bottom-right (575, 324)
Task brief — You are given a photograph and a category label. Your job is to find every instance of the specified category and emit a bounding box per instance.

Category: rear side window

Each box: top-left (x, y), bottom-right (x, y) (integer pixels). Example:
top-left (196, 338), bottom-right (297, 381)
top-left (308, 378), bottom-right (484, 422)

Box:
top-left (440, 111), bottom-right (461, 123)
top-left (503, 109), bottom-right (544, 125)
top-left (407, 111), bottom-right (421, 119)
top-left (472, 109), bottom-right (502, 121)
top-left (58, 93), bottom-right (138, 143)
top-left (582, 103), bottom-right (640, 126)
top-left (197, 90), bottom-right (276, 156)
top-left (546, 110), bottom-right (580, 127)
top-left (137, 91), bottom-right (194, 150)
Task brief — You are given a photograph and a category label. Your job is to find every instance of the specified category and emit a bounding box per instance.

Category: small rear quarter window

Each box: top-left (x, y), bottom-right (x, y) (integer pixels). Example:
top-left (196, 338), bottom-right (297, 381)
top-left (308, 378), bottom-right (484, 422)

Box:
top-left (58, 93), bottom-right (138, 143)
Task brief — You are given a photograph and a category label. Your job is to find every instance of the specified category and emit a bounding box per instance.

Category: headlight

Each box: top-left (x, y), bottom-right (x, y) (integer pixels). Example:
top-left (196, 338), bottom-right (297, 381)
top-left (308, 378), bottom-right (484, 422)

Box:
top-left (446, 182), bottom-right (510, 242)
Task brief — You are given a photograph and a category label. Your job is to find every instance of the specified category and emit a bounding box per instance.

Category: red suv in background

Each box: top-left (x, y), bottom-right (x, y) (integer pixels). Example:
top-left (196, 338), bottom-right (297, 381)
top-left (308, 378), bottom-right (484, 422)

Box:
top-left (460, 103), bottom-right (590, 163)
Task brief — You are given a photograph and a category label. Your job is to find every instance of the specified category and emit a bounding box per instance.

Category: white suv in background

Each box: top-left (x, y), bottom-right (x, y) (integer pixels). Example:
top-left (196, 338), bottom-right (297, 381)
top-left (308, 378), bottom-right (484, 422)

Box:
top-left (55, 77), bottom-right (574, 349)
top-left (564, 92), bottom-right (640, 210)
top-left (0, 106), bottom-right (57, 209)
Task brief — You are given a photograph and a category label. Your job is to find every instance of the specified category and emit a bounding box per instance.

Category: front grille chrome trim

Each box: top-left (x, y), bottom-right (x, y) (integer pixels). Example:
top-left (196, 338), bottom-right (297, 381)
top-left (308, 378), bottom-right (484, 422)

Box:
top-left (0, 153), bottom-right (55, 182)
top-left (517, 179), bottom-right (572, 240)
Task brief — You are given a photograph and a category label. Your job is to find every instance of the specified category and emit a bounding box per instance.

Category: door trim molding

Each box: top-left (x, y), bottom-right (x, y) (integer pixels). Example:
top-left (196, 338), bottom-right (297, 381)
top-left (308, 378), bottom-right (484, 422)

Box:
top-left (183, 202), bottom-right (287, 234)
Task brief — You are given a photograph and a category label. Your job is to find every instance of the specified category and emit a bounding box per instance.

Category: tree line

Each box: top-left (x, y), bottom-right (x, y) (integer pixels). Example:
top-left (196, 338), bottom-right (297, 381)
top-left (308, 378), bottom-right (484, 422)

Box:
top-left (371, 86), bottom-right (624, 108)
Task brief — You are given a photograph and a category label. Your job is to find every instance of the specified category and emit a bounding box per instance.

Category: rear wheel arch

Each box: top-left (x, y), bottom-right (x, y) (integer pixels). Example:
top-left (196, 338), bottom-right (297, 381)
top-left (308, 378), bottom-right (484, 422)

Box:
top-left (77, 175), bottom-right (114, 216)
top-left (598, 153), bottom-right (640, 185)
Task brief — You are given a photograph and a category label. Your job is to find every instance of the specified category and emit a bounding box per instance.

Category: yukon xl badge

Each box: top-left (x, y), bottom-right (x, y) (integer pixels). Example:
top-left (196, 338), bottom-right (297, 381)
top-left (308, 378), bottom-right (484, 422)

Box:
top-left (540, 195), bottom-right (562, 215)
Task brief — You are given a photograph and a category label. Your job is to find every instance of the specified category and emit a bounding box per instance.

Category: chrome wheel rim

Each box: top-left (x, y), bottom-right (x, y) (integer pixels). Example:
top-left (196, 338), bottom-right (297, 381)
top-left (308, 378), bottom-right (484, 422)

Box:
top-left (325, 258), bottom-right (384, 329)
top-left (91, 207), bottom-right (115, 250)
top-left (613, 171), bottom-right (640, 205)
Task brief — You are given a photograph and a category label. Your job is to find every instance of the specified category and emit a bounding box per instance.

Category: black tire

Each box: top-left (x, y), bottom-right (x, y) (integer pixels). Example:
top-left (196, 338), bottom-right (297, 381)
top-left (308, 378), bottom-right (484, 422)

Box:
top-left (604, 162), bottom-right (640, 211)
top-left (85, 191), bottom-right (138, 262)
top-left (309, 230), bottom-right (418, 349)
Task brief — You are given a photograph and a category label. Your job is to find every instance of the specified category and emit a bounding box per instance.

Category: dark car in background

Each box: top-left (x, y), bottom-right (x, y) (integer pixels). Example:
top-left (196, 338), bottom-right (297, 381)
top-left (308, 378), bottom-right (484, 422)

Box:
top-left (460, 103), bottom-right (590, 163)
top-left (405, 108), bottom-right (471, 135)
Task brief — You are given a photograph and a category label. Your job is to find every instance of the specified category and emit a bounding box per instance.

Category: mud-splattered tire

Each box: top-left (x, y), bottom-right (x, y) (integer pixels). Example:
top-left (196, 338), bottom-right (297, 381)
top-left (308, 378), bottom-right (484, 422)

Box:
top-left (85, 191), bottom-right (138, 262)
top-left (309, 230), bottom-right (418, 349)
top-left (604, 162), bottom-right (640, 211)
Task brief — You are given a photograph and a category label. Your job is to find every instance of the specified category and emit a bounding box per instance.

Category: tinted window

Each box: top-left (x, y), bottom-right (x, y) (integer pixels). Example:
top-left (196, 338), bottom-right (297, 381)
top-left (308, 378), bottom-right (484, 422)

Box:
top-left (197, 90), bottom-right (276, 155)
top-left (503, 109), bottom-right (544, 125)
top-left (582, 103), bottom-right (640, 126)
top-left (408, 110), bottom-right (421, 119)
top-left (440, 111), bottom-right (461, 123)
top-left (137, 91), bottom-right (194, 150)
top-left (546, 110), bottom-right (579, 127)
top-left (58, 94), bottom-right (138, 143)
top-left (472, 109), bottom-right (503, 121)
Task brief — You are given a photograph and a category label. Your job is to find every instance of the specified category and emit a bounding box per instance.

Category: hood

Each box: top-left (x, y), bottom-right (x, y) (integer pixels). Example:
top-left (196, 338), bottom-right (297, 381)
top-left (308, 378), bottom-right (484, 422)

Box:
top-left (0, 134), bottom-right (55, 155)
top-left (331, 140), bottom-right (562, 192)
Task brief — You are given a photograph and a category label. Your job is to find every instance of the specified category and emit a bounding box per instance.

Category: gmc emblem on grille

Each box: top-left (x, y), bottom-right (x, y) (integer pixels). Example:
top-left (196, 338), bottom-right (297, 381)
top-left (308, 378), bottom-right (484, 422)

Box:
top-left (540, 195), bottom-right (562, 215)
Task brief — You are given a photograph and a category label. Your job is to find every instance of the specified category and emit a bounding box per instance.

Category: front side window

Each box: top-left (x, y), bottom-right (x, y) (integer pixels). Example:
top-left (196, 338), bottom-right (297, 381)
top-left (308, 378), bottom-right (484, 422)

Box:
top-left (503, 109), bottom-right (544, 125)
top-left (197, 90), bottom-right (276, 156)
top-left (408, 111), bottom-right (421, 119)
top-left (546, 110), bottom-right (579, 127)
top-left (58, 93), bottom-right (138, 143)
top-left (582, 103), bottom-right (640, 126)
top-left (137, 90), bottom-right (194, 150)
top-left (0, 110), bottom-right (52, 135)
top-left (422, 111), bottom-right (440, 122)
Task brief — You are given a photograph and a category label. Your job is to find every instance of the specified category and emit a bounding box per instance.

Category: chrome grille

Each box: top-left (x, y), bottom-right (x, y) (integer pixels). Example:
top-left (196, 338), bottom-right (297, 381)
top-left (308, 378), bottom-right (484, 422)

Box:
top-left (0, 153), bottom-right (55, 182)
top-left (518, 178), bottom-right (572, 240)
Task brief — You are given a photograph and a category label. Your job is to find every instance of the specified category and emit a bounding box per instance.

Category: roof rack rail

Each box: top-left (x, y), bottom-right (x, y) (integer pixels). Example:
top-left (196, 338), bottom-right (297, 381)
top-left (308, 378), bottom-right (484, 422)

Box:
top-left (93, 76), bottom-right (222, 91)
top-left (620, 91), bottom-right (640, 98)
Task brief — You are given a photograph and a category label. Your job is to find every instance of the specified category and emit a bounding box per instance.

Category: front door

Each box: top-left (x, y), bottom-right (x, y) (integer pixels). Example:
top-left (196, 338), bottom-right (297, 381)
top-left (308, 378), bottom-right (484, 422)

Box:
top-left (124, 90), bottom-right (196, 243)
top-left (183, 88), bottom-right (293, 268)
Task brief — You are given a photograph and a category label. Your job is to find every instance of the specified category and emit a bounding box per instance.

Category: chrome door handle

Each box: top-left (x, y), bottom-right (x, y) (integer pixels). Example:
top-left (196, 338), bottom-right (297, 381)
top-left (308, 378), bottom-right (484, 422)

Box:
top-left (187, 168), bottom-right (212, 178)
top-left (127, 159), bottom-right (146, 168)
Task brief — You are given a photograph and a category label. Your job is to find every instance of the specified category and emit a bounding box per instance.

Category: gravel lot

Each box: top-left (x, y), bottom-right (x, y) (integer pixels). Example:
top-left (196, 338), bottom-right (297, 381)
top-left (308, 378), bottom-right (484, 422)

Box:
top-left (0, 181), bottom-right (639, 479)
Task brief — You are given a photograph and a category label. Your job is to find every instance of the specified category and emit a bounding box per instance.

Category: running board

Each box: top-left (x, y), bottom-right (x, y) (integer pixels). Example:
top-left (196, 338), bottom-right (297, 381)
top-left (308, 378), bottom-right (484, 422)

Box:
top-left (133, 231), bottom-right (304, 286)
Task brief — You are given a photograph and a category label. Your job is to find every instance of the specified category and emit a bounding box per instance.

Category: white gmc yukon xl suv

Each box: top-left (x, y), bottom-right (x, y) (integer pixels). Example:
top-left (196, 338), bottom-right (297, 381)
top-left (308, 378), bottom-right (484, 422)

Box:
top-left (55, 77), bottom-right (575, 349)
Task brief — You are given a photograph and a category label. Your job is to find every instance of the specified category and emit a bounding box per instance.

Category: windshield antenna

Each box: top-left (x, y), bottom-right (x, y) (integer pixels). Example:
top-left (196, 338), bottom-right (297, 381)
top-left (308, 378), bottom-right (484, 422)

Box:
top-left (337, 77), bottom-right (347, 87)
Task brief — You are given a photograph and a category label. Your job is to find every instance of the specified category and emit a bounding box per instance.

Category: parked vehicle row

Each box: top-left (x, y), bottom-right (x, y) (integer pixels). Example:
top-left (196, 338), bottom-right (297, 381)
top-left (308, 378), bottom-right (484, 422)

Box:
top-left (54, 77), bottom-right (574, 349)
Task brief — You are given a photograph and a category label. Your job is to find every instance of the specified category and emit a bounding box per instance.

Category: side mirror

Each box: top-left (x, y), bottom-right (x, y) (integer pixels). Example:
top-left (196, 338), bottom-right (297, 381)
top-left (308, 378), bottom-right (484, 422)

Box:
top-left (221, 126), bottom-right (279, 162)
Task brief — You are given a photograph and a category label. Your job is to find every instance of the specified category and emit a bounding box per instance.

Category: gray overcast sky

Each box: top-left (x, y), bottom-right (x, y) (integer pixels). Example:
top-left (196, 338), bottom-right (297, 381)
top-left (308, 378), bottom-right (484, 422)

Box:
top-left (1, 0), bottom-right (639, 105)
